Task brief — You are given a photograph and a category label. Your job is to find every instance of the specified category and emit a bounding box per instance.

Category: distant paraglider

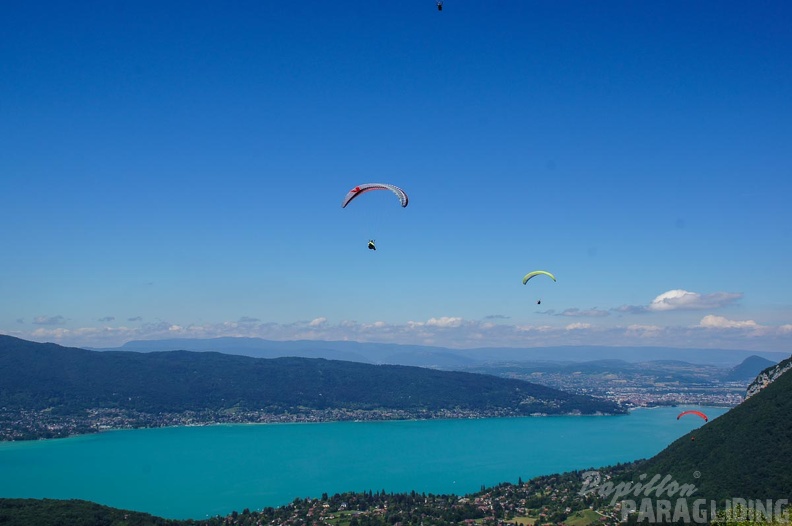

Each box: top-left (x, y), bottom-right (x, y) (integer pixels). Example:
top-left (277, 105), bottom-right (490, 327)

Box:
top-left (522, 271), bottom-right (557, 285)
top-left (677, 410), bottom-right (708, 422)
top-left (437, 1), bottom-right (443, 11)
top-left (342, 183), bottom-right (408, 209)
top-left (522, 271), bottom-right (556, 304)
top-left (343, 183), bottom-right (408, 250)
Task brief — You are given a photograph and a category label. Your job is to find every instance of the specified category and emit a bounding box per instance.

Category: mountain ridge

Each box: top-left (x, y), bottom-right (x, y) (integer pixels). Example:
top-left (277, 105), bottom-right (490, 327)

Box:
top-left (745, 354), bottom-right (792, 399)
top-left (0, 335), bottom-right (623, 441)
top-left (88, 336), bottom-right (789, 367)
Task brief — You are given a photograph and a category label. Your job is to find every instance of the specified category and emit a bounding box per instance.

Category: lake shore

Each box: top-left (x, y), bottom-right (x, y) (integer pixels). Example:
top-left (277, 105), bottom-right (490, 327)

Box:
top-left (0, 405), bottom-right (623, 442)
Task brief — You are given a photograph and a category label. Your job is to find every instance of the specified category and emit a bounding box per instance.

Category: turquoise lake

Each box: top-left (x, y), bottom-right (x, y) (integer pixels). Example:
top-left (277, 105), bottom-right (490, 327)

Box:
top-left (0, 406), bottom-right (727, 520)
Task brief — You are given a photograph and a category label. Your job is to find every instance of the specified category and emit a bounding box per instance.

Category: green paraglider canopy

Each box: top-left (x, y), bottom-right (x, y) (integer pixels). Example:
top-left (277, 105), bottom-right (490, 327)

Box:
top-left (522, 270), bottom-right (556, 285)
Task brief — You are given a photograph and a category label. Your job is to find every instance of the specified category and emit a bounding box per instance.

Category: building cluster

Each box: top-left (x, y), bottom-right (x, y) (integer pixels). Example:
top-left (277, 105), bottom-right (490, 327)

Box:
top-left (0, 406), bottom-right (541, 442)
top-left (202, 470), bottom-right (640, 526)
top-left (503, 371), bottom-right (746, 408)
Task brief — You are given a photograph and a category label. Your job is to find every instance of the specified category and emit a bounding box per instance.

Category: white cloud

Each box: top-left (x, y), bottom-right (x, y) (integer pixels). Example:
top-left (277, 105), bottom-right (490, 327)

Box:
top-left (626, 324), bottom-right (662, 333)
top-left (425, 316), bottom-right (463, 328)
top-left (558, 308), bottom-right (609, 318)
top-left (625, 324), bottom-right (664, 338)
top-left (29, 325), bottom-right (141, 345)
top-left (648, 290), bottom-right (742, 312)
top-left (611, 304), bottom-right (647, 314)
top-left (31, 328), bottom-right (70, 339)
top-left (7, 313), bottom-right (792, 353)
top-left (698, 315), bottom-right (759, 329)
top-left (515, 324), bottom-right (556, 332)
top-left (33, 315), bottom-right (66, 325)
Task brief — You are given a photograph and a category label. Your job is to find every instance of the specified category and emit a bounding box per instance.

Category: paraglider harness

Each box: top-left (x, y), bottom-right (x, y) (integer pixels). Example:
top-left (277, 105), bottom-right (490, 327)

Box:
top-left (437, 1), bottom-right (443, 11)
top-left (368, 240), bottom-right (376, 250)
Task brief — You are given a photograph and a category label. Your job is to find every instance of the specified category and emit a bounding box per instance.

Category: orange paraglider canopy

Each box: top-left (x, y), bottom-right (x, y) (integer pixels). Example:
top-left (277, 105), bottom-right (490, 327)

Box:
top-left (677, 410), bottom-right (708, 422)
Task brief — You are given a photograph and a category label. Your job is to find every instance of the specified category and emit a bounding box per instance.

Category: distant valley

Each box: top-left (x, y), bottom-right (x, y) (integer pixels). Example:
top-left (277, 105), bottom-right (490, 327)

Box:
top-left (457, 355), bottom-right (778, 408)
top-left (95, 337), bottom-right (787, 408)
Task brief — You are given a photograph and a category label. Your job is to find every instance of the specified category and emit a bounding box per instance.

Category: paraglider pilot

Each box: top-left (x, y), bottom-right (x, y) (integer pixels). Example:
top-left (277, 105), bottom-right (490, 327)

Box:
top-left (368, 240), bottom-right (376, 250)
top-left (437, 1), bottom-right (443, 11)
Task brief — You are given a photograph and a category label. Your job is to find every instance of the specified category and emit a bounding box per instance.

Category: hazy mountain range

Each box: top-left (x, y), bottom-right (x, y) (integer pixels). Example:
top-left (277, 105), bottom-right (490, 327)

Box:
top-left (93, 337), bottom-right (789, 368)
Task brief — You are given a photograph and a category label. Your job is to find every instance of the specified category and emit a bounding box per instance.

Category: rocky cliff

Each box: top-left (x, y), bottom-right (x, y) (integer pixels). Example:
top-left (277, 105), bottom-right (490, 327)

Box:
top-left (745, 354), bottom-right (792, 399)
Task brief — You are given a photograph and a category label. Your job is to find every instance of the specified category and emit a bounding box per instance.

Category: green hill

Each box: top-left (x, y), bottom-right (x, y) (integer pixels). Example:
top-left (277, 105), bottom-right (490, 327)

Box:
top-left (0, 498), bottom-right (182, 526)
top-left (0, 335), bottom-right (621, 419)
top-left (626, 363), bottom-right (792, 503)
top-left (725, 355), bottom-right (778, 381)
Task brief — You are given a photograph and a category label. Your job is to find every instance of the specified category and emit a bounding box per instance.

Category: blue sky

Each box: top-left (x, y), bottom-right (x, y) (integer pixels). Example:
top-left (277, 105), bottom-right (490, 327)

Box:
top-left (2, 1), bottom-right (791, 351)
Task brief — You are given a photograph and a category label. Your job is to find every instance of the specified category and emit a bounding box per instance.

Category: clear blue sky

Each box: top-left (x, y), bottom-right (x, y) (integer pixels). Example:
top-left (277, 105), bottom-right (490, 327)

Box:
top-left (2, 1), bottom-right (791, 352)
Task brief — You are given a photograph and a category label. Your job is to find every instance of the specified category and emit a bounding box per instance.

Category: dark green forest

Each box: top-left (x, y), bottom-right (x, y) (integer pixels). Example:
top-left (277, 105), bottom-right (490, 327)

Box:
top-left (0, 335), bottom-right (621, 416)
top-left (0, 499), bottom-right (184, 526)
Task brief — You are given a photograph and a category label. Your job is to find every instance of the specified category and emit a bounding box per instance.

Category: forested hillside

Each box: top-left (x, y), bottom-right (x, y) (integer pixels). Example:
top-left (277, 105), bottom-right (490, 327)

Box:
top-left (0, 335), bottom-right (621, 417)
top-left (627, 365), bottom-right (792, 502)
